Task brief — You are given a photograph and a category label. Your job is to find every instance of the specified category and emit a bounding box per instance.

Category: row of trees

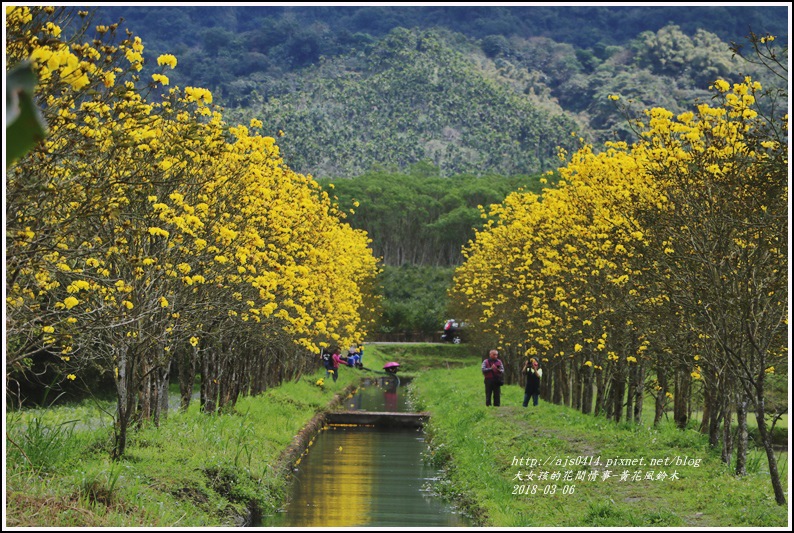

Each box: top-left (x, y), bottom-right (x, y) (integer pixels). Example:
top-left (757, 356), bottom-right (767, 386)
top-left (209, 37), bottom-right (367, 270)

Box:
top-left (5, 7), bottom-right (379, 458)
top-left (450, 35), bottom-right (787, 504)
top-left (316, 164), bottom-right (551, 267)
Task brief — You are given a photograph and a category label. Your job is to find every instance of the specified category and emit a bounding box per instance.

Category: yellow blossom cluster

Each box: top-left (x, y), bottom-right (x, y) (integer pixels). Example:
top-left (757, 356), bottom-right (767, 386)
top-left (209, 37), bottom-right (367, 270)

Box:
top-left (450, 72), bottom-right (786, 419)
top-left (6, 7), bottom-right (380, 416)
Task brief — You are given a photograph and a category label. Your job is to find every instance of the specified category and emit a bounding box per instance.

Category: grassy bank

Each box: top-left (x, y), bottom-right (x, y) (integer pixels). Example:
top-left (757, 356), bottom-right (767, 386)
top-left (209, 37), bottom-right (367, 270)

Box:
top-left (4, 353), bottom-right (384, 527)
top-left (4, 343), bottom-right (789, 527)
top-left (408, 359), bottom-right (790, 527)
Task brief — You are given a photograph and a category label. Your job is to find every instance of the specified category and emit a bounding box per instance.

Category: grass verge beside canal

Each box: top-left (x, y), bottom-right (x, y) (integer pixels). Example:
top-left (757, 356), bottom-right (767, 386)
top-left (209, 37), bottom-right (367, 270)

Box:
top-left (409, 361), bottom-right (790, 527)
top-left (4, 343), bottom-right (789, 527)
top-left (5, 358), bottom-right (375, 527)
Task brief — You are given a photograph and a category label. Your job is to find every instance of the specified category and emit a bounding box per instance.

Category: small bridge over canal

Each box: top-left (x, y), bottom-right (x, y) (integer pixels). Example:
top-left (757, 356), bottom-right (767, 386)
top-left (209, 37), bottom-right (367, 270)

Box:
top-left (325, 410), bottom-right (429, 428)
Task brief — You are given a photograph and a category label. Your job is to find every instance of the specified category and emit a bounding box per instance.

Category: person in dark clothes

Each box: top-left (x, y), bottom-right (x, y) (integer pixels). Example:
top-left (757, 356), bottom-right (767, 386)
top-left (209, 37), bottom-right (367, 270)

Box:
top-left (522, 357), bottom-right (542, 407)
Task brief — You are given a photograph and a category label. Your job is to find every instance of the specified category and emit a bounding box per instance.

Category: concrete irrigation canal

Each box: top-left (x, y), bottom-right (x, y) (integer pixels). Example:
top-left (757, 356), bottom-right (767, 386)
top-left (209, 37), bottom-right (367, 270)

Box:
top-left (259, 375), bottom-right (470, 527)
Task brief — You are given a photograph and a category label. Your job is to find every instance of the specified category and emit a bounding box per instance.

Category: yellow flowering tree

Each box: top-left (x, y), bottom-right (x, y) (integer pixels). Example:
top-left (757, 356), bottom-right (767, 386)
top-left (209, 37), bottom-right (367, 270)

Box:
top-left (6, 6), bottom-right (379, 458)
top-left (450, 36), bottom-right (787, 504)
top-left (629, 74), bottom-right (787, 502)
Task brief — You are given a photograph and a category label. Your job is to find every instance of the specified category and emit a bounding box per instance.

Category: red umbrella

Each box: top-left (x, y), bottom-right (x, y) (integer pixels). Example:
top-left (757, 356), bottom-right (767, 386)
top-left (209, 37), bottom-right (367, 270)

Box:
top-left (383, 362), bottom-right (400, 373)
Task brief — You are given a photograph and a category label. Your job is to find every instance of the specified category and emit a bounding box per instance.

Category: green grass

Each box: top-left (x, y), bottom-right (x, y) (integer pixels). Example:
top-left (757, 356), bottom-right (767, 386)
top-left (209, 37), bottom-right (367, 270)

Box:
top-left (374, 342), bottom-right (474, 375)
top-left (4, 358), bottom-right (373, 527)
top-left (4, 342), bottom-right (789, 527)
top-left (409, 362), bottom-right (789, 527)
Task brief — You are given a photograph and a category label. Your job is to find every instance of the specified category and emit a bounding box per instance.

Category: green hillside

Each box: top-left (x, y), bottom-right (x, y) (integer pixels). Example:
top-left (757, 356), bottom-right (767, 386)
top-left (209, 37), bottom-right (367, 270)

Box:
top-left (221, 24), bottom-right (780, 179)
top-left (225, 28), bottom-right (580, 178)
top-left (89, 6), bottom-right (786, 180)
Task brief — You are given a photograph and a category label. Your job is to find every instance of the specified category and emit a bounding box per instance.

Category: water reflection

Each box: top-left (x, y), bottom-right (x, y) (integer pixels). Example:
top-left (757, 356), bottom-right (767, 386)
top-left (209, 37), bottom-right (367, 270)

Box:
top-left (340, 376), bottom-right (409, 412)
top-left (263, 426), bottom-right (468, 527)
top-left (261, 377), bottom-right (469, 527)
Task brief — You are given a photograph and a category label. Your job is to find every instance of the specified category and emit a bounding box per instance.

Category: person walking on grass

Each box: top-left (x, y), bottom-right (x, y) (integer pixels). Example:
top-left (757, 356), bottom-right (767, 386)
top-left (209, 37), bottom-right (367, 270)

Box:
top-left (482, 349), bottom-right (504, 407)
top-left (522, 357), bottom-right (542, 407)
top-left (322, 346), bottom-right (343, 382)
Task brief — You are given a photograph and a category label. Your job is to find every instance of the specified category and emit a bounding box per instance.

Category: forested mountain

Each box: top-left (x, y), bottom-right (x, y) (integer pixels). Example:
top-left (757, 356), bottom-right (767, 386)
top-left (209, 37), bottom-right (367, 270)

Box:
top-left (225, 28), bottom-right (580, 178)
top-left (92, 4), bottom-right (787, 179)
top-left (316, 165), bottom-right (549, 267)
top-left (78, 4), bottom-right (788, 335)
top-left (94, 5), bottom-right (788, 63)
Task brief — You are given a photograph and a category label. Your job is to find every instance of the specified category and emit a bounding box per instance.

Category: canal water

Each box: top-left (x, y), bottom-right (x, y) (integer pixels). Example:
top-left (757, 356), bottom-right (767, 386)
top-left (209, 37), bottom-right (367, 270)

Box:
top-left (260, 376), bottom-right (470, 527)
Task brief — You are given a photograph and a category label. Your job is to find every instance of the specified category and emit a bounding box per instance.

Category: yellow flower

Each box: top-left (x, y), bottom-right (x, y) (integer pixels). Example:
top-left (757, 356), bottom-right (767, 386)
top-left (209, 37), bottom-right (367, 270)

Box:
top-left (159, 296), bottom-right (169, 308)
top-left (713, 79), bottom-right (730, 92)
top-left (157, 54), bottom-right (178, 68)
top-left (42, 325), bottom-right (55, 333)
top-left (63, 296), bottom-right (80, 309)
top-left (67, 280), bottom-right (90, 293)
top-left (152, 73), bottom-right (170, 85)
top-left (185, 86), bottom-right (212, 105)
top-left (67, 374), bottom-right (77, 381)
top-left (189, 336), bottom-right (199, 347)
top-left (148, 227), bottom-right (170, 238)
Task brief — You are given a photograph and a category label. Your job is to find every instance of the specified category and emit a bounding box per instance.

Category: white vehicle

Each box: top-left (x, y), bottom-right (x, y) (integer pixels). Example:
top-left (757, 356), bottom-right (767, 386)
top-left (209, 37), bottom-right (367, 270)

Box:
top-left (441, 319), bottom-right (465, 344)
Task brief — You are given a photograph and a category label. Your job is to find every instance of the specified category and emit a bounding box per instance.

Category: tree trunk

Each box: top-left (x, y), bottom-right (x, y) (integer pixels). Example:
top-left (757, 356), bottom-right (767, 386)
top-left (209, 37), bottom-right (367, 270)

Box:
top-left (581, 364), bottom-right (593, 415)
top-left (699, 381), bottom-right (713, 434)
top-left (625, 364), bottom-right (635, 423)
top-left (200, 348), bottom-right (218, 414)
top-left (153, 360), bottom-right (170, 427)
top-left (754, 401), bottom-right (786, 505)
top-left (557, 363), bottom-right (569, 407)
top-left (594, 370), bottom-right (605, 417)
top-left (552, 362), bottom-right (562, 405)
top-left (721, 400), bottom-right (733, 465)
top-left (632, 363), bottom-right (645, 424)
top-left (542, 360), bottom-right (553, 403)
top-left (734, 395), bottom-right (748, 476)
top-left (708, 401), bottom-right (722, 449)
top-left (673, 368), bottom-right (691, 429)
top-left (179, 348), bottom-right (196, 411)
top-left (571, 361), bottom-right (581, 411)
top-left (136, 356), bottom-right (152, 424)
top-left (113, 344), bottom-right (136, 460)
top-left (653, 364), bottom-right (667, 426)
top-left (608, 365), bottom-right (625, 423)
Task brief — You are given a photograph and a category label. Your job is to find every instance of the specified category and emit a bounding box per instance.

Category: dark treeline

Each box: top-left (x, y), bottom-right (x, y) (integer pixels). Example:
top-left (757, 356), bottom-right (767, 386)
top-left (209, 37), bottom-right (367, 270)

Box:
top-left (316, 163), bottom-right (550, 268)
top-left (95, 5), bottom-right (788, 66)
top-left (316, 164), bottom-right (553, 337)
